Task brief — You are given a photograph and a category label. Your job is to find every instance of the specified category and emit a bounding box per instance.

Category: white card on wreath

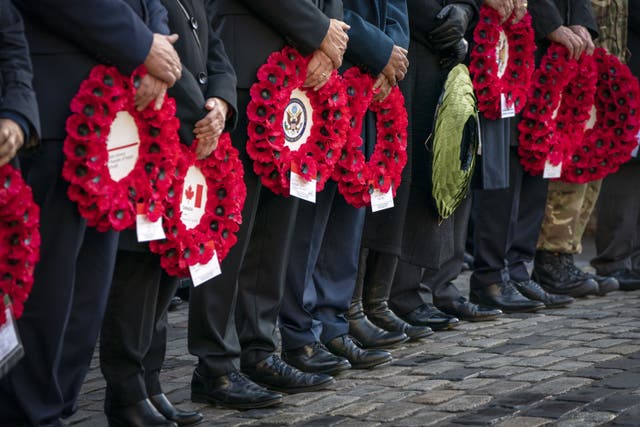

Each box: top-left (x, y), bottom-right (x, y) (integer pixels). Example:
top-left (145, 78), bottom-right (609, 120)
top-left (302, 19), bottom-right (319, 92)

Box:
top-left (290, 170), bottom-right (316, 203)
top-left (0, 307), bottom-right (22, 371)
top-left (543, 159), bottom-right (563, 179)
top-left (190, 251), bottom-right (222, 287)
top-left (632, 131), bottom-right (640, 158)
top-left (136, 205), bottom-right (166, 242)
top-left (371, 187), bottom-right (394, 212)
top-left (500, 93), bottom-right (516, 119)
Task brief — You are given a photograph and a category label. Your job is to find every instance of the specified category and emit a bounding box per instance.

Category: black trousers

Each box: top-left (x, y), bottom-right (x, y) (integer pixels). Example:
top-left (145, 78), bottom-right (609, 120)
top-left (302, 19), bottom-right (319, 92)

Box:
top-left (0, 141), bottom-right (118, 426)
top-left (389, 195), bottom-right (471, 315)
top-left (471, 147), bottom-right (548, 288)
top-left (188, 90), bottom-right (298, 377)
top-left (591, 162), bottom-right (640, 274)
top-left (100, 251), bottom-right (179, 406)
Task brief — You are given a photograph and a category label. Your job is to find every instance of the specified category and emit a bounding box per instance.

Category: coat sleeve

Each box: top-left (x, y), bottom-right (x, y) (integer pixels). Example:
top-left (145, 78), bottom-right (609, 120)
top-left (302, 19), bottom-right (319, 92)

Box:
top-left (147, 0), bottom-right (170, 35)
top-left (568, 0), bottom-right (598, 37)
top-left (0, 0), bottom-right (39, 142)
top-left (343, 8), bottom-right (395, 76)
top-left (385, 0), bottom-right (410, 49)
top-left (238, 0), bottom-right (331, 55)
top-left (529, 0), bottom-right (564, 41)
top-left (204, 0), bottom-right (237, 132)
top-left (17, 0), bottom-right (155, 74)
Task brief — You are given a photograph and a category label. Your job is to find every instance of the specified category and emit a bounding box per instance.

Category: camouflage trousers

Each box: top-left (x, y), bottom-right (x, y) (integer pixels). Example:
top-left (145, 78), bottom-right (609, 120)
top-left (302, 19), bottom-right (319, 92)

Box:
top-left (536, 180), bottom-right (603, 254)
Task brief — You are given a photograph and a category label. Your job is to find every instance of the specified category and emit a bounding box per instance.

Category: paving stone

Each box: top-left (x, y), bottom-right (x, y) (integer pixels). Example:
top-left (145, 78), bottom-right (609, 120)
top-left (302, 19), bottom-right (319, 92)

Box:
top-left (555, 386), bottom-right (618, 403)
top-left (512, 356), bottom-right (564, 368)
top-left (255, 412), bottom-right (314, 425)
top-left (578, 353), bottom-right (620, 363)
top-left (392, 411), bottom-right (454, 426)
top-left (607, 404), bottom-right (640, 426)
top-left (411, 389), bottom-right (464, 404)
top-left (474, 381), bottom-right (530, 396)
top-left (570, 367), bottom-right (623, 380)
top-left (549, 347), bottom-right (598, 358)
top-left (527, 377), bottom-right (593, 396)
top-left (493, 392), bottom-right (547, 409)
top-left (545, 360), bottom-right (593, 372)
top-left (291, 415), bottom-right (348, 427)
top-left (495, 416), bottom-right (553, 427)
top-left (606, 345), bottom-right (640, 355)
top-left (555, 410), bottom-right (617, 427)
top-left (332, 420), bottom-right (380, 427)
top-left (447, 405), bottom-right (515, 425)
top-left (585, 392), bottom-right (640, 412)
top-left (585, 339), bottom-right (631, 349)
top-left (377, 374), bottom-right (423, 387)
top-left (360, 402), bottom-right (423, 422)
top-left (596, 357), bottom-right (640, 370)
top-left (510, 370), bottom-right (563, 382)
top-left (448, 378), bottom-right (497, 390)
top-left (468, 356), bottom-right (520, 368)
top-left (406, 379), bottom-right (452, 391)
top-left (483, 344), bottom-right (528, 355)
top-left (330, 402), bottom-right (384, 417)
top-left (432, 394), bottom-right (493, 412)
top-left (599, 372), bottom-right (640, 389)
top-left (509, 349), bottom-right (552, 357)
top-left (369, 388), bottom-right (421, 402)
top-left (290, 394), bottom-right (359, 413)
top-left (433, 368), bottom-right (482, 381)
top-left (479, 366), bottom-right (533, 379)
top-left (411, 361), bottom-right (465, 375)
top-left (522, 400), bottom-right (584, 419)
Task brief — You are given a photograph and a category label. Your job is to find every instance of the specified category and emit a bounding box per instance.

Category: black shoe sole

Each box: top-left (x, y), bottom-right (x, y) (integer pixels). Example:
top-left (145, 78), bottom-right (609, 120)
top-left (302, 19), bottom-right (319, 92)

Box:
top-left (469, 296), bottom-right (544, 314)
top-left (456, 314), bottom-right (501, 322)
top-left (355, 336), bottom-right (410, 350)
top-left (406, 329), bottom-right (434, 341)
top-left (190, 392), bottom-right (282, 410)
top-left (531, 273), bottom-right (598, 298)
top-left (350, 357), bottom-right (393, 370)
top-left (283, 360), bottom-right (352, 377)
top-left (252, 376), bottom-right (336, 395)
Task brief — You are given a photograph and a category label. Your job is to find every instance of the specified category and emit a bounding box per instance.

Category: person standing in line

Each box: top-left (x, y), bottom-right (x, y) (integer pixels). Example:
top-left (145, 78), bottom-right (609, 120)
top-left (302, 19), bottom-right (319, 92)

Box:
top-left (99, 0), bottom-right (238, 425)
top-left (188, 0), bottom-right (351, 409)
top-left (0, 0), bottom-right (182, 425)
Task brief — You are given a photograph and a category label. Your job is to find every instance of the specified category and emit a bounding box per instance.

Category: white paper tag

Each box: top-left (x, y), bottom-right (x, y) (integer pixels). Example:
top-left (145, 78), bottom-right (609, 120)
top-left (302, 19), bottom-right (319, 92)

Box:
top-left (476, 114), bottom-right (483, 156)
top-left (290, 170), bottom-right (316, 203)
top-left (543, 159), bottom-right (563, 179)
top-left (189, 251), bottom-right (222, 287)
top-left (0, 308), bottom-right (20, 364)
top-left (136, 214), bottom-right (166, 242)
top-left (180, 166), bottom-right (208, 230)
top-left (500, 93), bottom-right (516, 119)
top-left (371, 187), bottom-right (394, 212)
top-left (106, 111), bottom-right (141, 182)
top-left (632, 131), bottom-right (640, 158)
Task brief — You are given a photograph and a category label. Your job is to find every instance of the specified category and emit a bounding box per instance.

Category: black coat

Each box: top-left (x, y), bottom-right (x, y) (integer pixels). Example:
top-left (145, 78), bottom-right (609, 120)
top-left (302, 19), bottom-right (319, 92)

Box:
top-left (0, 0), bottom-right (39, 144)
top-left (14, 0), bottom-right (169, 141)
top-left (212, 0), bottom-right (343, 89)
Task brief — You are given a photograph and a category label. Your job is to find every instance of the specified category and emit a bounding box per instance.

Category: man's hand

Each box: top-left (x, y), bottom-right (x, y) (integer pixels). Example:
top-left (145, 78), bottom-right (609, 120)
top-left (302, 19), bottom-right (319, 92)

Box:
top-left (320, 19), bottom-right (350, 68)
top-left (484, 0), bottom-right (515, 23)
top-left (570, 25), bottom-right (595, 56)
top-left (0, 118), bottom-right (24, 167)
top-left (144, 34), bottom-right (182, 86)
top-left (511, 0), bottom-right (527, 24)
top-left (304, 50), bottom-right (334, 91)
top-left (548, 25), bottom-right (586, 59)
top-left (194, 97), bottom-right (229, 159)
top-left (440, 39), bottom-right (469, 69)
top-left (134, 74), bottom-right (168, 111)
top-left (382, 45), bottom-right (409, 87)
top-left (373, 73), bottom-right (392, 102)
top-left (430, 4), bottom-right (474, 51)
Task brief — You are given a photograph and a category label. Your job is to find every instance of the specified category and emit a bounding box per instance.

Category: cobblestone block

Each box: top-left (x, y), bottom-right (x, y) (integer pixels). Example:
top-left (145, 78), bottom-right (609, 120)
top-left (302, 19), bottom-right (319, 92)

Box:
top-left (360, 402), bottom-right (423, 422)
top-left (510, 370), bottom-right (563, 382)
top-left (527, 377), bottom-right (593, 396)
top-left (555, 410), bottom-right (616, 426)
top-left (432, 394), bottom-right (493, 412)
top-left (411, 389), bottom-right (464, 404)
top-left (496, 416), bottom-right (552, 427)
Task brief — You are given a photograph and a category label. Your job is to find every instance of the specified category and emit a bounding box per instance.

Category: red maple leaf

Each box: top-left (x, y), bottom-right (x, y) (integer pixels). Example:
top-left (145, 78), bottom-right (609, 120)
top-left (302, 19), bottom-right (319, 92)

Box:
top-left (185, 185), bottom-right (194, 200)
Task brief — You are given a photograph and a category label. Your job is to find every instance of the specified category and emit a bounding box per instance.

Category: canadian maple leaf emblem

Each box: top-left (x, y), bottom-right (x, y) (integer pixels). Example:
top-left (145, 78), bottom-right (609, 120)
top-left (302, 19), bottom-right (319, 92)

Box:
top-left (185, 185), bottom-right (194, 200)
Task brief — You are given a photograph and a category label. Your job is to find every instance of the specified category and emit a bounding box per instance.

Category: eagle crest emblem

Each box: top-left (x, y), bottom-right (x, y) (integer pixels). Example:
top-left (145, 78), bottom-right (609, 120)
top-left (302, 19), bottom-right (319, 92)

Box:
top-left (283, 98), bottom-right (307, 143)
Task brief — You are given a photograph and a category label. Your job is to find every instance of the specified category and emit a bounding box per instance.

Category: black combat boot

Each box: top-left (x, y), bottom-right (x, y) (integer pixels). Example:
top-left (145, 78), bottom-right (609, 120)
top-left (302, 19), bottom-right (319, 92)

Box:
top-left (532, 250), bottom-right (598, 297)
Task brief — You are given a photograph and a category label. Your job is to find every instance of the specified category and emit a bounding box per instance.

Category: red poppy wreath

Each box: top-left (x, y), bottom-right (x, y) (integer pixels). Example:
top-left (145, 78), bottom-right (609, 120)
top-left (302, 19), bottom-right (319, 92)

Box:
top-left (62, 65), bottom-right (180, 232)
top-left (518, 44), bottom-right (597, 175)
top-left (149, 133), bottom-right (246, 277)
top-left (332, 67), bottom-right (408, 209)
top-left (246, 46), bottom-right (349, 197)
top-left (470, 6), bottom-right (535, 120)
top-left (560, 47), bottom-right (640, 183)
top-left (0, 164), bottom-right (40, 326)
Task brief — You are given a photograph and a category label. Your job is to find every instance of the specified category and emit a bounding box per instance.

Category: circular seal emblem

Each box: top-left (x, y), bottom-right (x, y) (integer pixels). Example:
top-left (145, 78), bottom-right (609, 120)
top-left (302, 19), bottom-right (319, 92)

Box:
top-left (283, 97), bottom-right (307, 144)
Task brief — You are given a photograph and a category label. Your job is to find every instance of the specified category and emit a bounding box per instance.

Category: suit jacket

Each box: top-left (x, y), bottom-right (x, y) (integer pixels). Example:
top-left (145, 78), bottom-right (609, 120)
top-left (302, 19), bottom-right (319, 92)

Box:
top-left (342, 0), bottom-right (409, 76)
top-left (14, 0), bottom-right (168, 140)
top-left (0, 0), bottom-right (39, 143)
top-left (211, 0), bottom-right (342, 89)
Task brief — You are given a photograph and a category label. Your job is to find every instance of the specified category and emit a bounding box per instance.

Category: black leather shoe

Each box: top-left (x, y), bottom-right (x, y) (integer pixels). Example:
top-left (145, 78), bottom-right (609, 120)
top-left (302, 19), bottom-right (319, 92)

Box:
top-left (435, 296), bottom-right (503, 322)
top-left (282, 342), bottom-right (351, 376)
top-left (608, 269), bottom-right (640, 291)
top-left (533, 251), bottom-right (599, 297)
top-left (347, 299), bottom-right (409, 349)
top-left (243, 354), bottom-right (335, 394)
top-left (168, 296), bottom-right (183, 312)
top-left (469, 281), bottom-right (545, 313)
top-left (104, 398), bottom-right (177, 427)
top-left (511, 279), bottom-right (574, 308)
top-left (591, 274), bottom-right (619, 295)
top-left (325, 335), bottom-right (392, 369)
top-left (190, 369), bottom-right (282, 410)
top-left (399, 303), bottom-right (460, 331)
top-left (149, 394), bottom-right (203, 426)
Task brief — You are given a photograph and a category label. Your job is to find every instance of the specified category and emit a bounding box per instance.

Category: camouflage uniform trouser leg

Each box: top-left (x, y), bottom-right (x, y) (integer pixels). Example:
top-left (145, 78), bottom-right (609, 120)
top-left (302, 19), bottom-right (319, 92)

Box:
top-left (536, 179), bottom-right (603, 254)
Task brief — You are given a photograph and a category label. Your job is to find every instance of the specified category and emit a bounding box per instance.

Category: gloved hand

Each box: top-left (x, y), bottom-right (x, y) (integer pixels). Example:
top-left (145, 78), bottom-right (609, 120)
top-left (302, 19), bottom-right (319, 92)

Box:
top-left (439, 38), bottom-right (469, 70)
top-left (429, 4), bottom-right (474, 51)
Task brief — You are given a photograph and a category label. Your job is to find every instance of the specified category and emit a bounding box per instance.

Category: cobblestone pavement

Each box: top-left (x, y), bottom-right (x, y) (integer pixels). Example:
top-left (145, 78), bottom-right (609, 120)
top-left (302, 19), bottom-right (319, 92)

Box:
top-left (67, 255), bottom-right (640, 426)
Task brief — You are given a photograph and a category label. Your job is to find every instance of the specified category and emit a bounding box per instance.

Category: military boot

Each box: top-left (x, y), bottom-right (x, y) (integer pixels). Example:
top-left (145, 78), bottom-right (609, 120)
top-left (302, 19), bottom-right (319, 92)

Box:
top-left (532, 251), bottom-right (598, 297)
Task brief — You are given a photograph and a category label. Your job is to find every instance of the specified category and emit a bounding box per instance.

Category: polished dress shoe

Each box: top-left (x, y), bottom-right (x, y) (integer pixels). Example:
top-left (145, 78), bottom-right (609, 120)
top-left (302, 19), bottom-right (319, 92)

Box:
top-left (104, 398), bottom-right (177, 427)
top-left (398, 303), bottom-right (460, 331)
top-left (590, 274), bottom-right (619, 295)
top-left (533, 251), bottom-right (599, 297)
top-left (511, 279), bottom-right (574, 308)
top-left (149, 394), bottom-right (203, 426)
top-left (347, 300), bottom-right (408, 349)
top-left (469, 281), bottom-right (545, 313)
top-left (243, 354), bottom-right (335, 394)
top-left (608, 269), bottom-right (640, 291)
top-left (325, 335), bottom-right (392, 369)
top-left (435, 296), bottom-right (503, 322)
top-left (191, 369), bottom-right (282, 410)
top-left (282, 342), bottom-right (351, 376)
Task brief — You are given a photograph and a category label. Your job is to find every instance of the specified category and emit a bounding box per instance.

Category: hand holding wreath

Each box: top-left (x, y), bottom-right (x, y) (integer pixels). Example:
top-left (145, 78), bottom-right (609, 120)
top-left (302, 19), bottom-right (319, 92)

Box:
top-left (0, 118), bottom-right (24, 167)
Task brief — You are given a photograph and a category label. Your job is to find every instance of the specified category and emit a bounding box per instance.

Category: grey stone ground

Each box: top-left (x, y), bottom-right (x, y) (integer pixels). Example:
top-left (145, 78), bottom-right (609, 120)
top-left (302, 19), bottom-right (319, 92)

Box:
top-left (67, 243), bottom-right (640, 426)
